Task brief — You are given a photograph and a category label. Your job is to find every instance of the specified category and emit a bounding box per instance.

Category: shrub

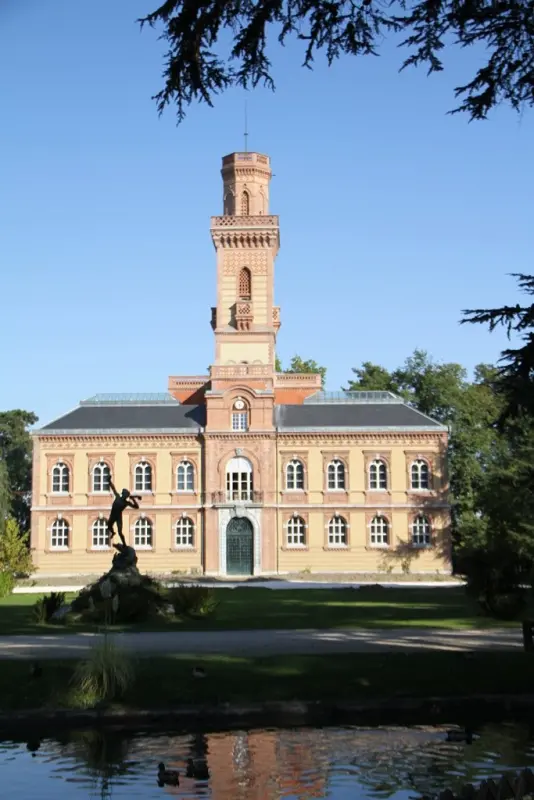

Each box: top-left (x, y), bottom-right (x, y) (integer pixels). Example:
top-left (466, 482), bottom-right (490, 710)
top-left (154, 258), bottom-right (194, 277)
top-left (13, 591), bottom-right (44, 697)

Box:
top-left (168, 584), bottom-right (218, 618)
top-left (31, 591), bottom-right (66, 624)
top-left (71, 636), bottom-right (135, 704)
top-left (464, 547), bottom-right (528, 619)
top-left (0, 570), bottom-right (14, 598)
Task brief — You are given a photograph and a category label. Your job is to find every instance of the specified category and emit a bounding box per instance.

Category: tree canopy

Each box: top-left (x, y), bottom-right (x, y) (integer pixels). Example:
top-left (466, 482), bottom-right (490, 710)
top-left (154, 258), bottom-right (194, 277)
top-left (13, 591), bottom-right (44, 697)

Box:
top-left (0, 410), bottom-right (37, 532)
top-left (276, 354), bottom-right (327, 386)
top-left (139, 0), bottom-right (534, 122)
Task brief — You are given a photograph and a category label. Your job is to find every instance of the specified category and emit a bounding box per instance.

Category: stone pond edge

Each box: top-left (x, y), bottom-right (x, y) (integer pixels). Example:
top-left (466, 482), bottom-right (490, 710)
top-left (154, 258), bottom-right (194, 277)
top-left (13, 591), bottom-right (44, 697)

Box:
top-left (1, 694), bottom-right (533, 734)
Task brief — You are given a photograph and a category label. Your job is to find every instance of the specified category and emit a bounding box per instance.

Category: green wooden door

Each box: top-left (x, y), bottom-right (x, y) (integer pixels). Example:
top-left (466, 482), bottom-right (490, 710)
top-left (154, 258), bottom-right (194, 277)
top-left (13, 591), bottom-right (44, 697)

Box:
top-left (226, 517), bottom-right (254, 576)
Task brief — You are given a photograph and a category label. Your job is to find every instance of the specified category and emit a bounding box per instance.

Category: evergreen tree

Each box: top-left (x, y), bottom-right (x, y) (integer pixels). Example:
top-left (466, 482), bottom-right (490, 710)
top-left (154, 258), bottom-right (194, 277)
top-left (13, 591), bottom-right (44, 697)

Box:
top-left (0, 517), bottom-right (34, 578)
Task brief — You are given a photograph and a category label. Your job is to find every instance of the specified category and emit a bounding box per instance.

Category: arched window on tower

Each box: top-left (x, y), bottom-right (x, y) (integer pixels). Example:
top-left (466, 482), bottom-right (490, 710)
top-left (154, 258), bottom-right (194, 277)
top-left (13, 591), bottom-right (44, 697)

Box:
top-left (238, 267), bottom-right (251, 300)
top-left (241, 190), bottom-right (250, 216)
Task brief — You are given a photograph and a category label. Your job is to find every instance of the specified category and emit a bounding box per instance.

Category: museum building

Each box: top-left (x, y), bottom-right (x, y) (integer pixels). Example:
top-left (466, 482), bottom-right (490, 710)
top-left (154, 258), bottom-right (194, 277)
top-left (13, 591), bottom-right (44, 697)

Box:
top-left (30, 151), bottom-right (451, 577)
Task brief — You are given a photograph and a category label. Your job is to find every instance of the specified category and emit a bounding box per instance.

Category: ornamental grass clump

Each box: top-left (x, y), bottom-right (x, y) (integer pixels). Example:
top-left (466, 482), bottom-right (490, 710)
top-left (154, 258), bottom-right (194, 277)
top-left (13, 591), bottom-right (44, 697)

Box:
top-left (72, 636), bottom-right (135, 704)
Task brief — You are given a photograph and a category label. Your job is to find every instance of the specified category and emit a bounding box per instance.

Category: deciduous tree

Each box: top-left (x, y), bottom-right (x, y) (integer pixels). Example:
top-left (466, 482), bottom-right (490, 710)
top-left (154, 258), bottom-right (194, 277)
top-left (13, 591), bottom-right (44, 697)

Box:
top-left (277, 355), bottom-right (327, 387)
top-left (0, 410), bottom-right (37, 532)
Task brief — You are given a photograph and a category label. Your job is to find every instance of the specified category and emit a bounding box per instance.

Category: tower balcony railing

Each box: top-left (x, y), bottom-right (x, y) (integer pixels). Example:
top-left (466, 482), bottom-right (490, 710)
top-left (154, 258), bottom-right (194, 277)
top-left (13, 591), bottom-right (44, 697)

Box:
top-left (211, 490), bottom-right (264, 505)
top-left (210, 215), bottom-right (279, 228)
top-left (210, 364), bottom-right (271, 379)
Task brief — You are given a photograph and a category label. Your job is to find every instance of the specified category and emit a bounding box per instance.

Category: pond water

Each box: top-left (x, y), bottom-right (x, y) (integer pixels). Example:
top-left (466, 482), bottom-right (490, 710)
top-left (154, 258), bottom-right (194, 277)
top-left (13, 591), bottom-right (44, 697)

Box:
top-left (1, 723), bottom-right (534, 799)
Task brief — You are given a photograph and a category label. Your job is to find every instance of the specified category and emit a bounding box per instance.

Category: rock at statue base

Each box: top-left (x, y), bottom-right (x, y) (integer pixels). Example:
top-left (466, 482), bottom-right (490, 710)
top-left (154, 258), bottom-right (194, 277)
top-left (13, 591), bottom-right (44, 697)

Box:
top-left (111, 544), bottom-right (138, 571)
top-left (109, 564), bottom-right (142, 588)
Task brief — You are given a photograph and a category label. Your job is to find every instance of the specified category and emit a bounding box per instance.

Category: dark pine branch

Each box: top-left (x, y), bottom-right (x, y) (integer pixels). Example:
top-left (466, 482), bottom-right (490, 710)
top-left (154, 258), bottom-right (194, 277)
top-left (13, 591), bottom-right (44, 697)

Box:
top-left (139, 0), bottom-right (534, 122)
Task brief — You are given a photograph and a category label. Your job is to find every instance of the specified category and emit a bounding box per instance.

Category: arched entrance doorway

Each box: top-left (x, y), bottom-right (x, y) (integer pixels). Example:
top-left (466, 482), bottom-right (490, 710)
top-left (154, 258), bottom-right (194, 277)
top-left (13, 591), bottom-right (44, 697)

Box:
top-left (226, 517), bottom-right (254, 576)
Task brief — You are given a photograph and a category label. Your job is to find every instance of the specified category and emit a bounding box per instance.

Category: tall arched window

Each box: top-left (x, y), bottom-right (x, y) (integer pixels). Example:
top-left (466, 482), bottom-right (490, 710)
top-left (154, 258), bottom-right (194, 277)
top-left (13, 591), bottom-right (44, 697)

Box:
top-left (411, 459), bottom-right (430, 490)
top-left (328, 515), bottom-right (347, 546)
top-left (50, 518), bottom-right (69, 549)
top-left (238, 267), bottom-right (252, 300)
top-left (92, 462), bottom-right (111, 493)
top-left (51, 462), bottom-right (69, 493)
top-left (369, 459), bottom-right (387, 490)
top-left (134, 461), bottom-right (153, 492)
top-left (92, 518), bottom-right (109, 549)
top-left (175, 517), bottom-right (194, 547)
top-left (177, 461), bottom-right (194, 492)
top-left (286, 459), bottom-right (304, 490)
top-left (412, 514), bottom-right (431, 546)
top-left (134, 517), bottom-right (153, 548)
top-left (327, 459), bottom-right (346, 490)
top-left (226, 456), bottom-right (253, 502)
top-left (370, 515), bottom-right (389, 547)
top-left (287, 516), bottom-right (306, 547)
top-left (241, 190), bottom-right (250, 216)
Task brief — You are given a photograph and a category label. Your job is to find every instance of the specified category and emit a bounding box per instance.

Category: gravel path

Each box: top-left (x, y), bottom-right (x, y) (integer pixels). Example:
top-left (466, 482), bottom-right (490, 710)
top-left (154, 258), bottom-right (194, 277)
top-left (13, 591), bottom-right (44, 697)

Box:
top-left (0, 626), bottom-right (520, 660)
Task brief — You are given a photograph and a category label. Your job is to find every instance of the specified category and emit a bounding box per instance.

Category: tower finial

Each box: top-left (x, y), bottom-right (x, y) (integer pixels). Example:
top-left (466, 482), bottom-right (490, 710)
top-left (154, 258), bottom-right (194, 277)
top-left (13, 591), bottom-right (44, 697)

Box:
top-left (244, 100), bottom-right (248, 153)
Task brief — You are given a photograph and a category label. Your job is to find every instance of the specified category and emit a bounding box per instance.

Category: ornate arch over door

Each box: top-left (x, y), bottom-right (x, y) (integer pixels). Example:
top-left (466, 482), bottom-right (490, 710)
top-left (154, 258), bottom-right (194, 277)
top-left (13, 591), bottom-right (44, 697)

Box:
top-left (226, 517), bottom-right (254, 576)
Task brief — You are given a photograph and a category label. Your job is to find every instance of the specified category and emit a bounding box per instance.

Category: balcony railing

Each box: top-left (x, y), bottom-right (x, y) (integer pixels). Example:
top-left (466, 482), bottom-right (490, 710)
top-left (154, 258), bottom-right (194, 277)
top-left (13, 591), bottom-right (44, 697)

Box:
top-left (210, 364), bottom-right (271, 379)
top-left (211, 490), bottom-right (264, 505)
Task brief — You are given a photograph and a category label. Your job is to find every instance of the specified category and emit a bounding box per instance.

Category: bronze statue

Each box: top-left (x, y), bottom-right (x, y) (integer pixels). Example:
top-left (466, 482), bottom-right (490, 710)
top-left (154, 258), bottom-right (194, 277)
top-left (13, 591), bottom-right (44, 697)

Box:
top-left (107, 477), bottom-right (141, 546)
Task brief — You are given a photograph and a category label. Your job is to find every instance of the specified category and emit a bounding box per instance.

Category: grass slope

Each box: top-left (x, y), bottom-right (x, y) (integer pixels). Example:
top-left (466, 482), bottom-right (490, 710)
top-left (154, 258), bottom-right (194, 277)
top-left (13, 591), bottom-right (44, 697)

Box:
top-left (0, 586), bottom-right (519, 636)
top-left (0, 651), bottom-right (532, 712)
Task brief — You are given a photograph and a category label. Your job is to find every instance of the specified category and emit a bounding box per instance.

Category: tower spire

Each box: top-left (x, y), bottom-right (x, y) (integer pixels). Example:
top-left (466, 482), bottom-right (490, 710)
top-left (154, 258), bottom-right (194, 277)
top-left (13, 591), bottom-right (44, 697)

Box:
top-left (244, 100), bottom-right (248, 153)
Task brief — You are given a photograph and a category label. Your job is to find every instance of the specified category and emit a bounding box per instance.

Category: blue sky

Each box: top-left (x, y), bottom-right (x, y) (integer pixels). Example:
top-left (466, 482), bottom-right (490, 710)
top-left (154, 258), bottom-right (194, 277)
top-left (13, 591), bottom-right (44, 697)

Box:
top-left (1, 0), bottom-right (532, 427)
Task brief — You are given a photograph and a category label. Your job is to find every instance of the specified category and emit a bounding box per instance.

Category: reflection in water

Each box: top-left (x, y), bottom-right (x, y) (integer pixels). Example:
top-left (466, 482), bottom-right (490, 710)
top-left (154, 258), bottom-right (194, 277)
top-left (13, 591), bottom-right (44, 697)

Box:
top-left (0, 723), bottom-right (533, 799)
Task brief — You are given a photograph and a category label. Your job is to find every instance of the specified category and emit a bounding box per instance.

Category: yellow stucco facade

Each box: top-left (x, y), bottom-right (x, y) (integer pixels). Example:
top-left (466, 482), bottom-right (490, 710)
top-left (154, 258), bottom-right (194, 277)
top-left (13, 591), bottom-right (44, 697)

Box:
top-left (31, 151), bottom-right (451, 578)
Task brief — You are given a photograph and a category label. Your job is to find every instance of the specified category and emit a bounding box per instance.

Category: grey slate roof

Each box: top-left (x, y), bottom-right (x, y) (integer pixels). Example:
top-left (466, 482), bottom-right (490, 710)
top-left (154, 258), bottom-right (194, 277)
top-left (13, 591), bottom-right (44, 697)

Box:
top-left (275, 403), bottom-right (445, 430)
top-left (37, 391), bottom-right (444, 434)
top-left (40, 404), bottom-right (205, 433)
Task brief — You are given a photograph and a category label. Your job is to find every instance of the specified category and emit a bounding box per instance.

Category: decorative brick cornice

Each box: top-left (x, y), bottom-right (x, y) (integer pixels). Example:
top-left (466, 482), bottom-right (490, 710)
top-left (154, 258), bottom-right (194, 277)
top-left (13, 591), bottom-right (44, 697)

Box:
top-left (277, 432), bottom-right (445, 446)
top-left (36, 435), bottom-right (201, 448)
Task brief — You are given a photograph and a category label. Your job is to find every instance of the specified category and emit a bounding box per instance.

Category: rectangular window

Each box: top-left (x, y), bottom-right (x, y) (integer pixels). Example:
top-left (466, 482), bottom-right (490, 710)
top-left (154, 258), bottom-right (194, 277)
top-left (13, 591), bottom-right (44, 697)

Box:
top-left (287, 520), bottom-right (305, 546)
top-left (226, 471), bottom-right (253, 501)
top-left (232, 412), bottom-right (248, 431)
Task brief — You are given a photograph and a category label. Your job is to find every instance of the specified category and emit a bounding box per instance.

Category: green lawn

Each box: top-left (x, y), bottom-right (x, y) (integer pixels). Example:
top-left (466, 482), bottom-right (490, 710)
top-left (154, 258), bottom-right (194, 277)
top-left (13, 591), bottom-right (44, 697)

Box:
top-left (0, 651), bottom-right (532, 712)
top-left (0, 586), bottom-right (519, 636)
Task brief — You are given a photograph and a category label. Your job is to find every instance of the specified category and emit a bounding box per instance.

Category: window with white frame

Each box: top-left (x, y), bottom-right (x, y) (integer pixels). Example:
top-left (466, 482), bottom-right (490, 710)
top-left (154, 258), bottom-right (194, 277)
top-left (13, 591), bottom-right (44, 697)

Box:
top-left (232, 412), bottom-right (248, 431)
top-left (370, 515), bottom-right (389, 546)
top-left (226, 456), bottom-right (253, 501)
top-left (92, 518), bottom-right (110, 549)
top-left (327, 459), bottom-right (346, 490)
top-left (92, 462), bottom-right (111, 493)
top-left (51, 462), bottom-right (69, 493)
top-left (286, 459), bottom-right (304, 490)
top-left (134, 517), bottom-right (153, 548)
top-left (134, 460), bottom-right (152, 492)
top-left (412, 514), bottom-right (431, 546)
top-left (287, 516), bottom-right (306, 547)
top-left (177, 461), bottom-right (194, 492)
top-left (175, 517), bottom-right (194, 547)
top-left (411, 459), bottom-right (430, 490)
top-left (50, 518), bottom-right (69, 549)
top-left (369, 459), bottom-right (387, 490)
top-left (328, 515), bottom-right (347, 546)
